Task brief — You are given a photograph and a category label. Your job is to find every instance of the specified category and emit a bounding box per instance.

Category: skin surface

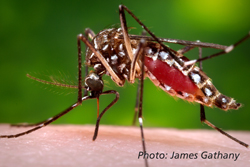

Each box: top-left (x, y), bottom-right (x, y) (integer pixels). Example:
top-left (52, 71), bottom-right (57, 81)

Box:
top-left (0, 124), bottom-right (249, 167)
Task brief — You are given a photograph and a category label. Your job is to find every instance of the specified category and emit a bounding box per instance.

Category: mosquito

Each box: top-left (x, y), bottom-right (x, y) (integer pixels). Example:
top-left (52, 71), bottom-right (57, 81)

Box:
top-left (1, 5), bottom-right (249, 167)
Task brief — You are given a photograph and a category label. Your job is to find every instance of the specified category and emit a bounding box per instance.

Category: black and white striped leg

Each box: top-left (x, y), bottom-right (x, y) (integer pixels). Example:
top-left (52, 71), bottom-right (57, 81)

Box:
top-left (0, 96), bottom-right (93, 138)
top-left (198, 47), bottom-right (248, 148)
top-left (185, 32), bottom-right (250, 66)
top-left (129, 29), bottom-right (147, 126)
top-left (199, 105), bottom-right (248, 148)
top-left (4, 32), bottom-right (96, 135)
top-left (132, 37), bottom-right (147, 126)
top-left (132, 39), bottom-right (146, 126)
top-left (119, 6), bottom-right (148, 165)
top-left (137, 42), bottom-right (148, 167)
top-left (119, 5), bottom-right (184, 67)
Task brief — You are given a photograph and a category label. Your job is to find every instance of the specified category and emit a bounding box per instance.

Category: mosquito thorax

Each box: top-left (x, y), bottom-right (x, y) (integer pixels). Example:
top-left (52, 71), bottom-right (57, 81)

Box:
top-left (84, 73), bottom-right (104, 94)
top-left (86, 28), bottom-right (140, 83)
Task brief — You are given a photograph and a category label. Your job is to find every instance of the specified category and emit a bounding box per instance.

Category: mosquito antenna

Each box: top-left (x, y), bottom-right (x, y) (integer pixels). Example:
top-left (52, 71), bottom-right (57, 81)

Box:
top-left (26, 73), bottom-right (81, 89)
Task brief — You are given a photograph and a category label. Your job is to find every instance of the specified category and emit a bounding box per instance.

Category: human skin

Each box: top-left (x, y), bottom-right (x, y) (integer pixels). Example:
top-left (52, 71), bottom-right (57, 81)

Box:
top-left (0, 125), bottom-right (249, 167)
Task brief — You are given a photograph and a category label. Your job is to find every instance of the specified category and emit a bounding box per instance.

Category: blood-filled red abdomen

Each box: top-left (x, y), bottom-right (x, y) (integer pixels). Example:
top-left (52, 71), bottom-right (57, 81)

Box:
top-left (144, 56), bottom-right (200, 95)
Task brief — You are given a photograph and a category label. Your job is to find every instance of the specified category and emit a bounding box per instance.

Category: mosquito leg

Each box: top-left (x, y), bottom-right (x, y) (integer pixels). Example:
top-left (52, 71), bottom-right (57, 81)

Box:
top-left (198, 47), bottom-right (203, 68)
top-left (132, 81), bottom-right (140, 126)
top-left (118, 6), bottom-right (133, 60)
top-left (0, 96), bottom-right (93, 138)
top-left (129, 39), bottom-right (146, 82)
top-left (119, 5), bottom-right (141, 76)
top-left (77, 35), bottom-right (84, 102)
top-left (120, 4), bottom-right (249, 66)
top-left (197, 47), bottom-right (248, 148)
top-left (177, 45), bottom-right (195, 55)
top-left (125, 35), bottom-right (228, 50)
top-left (200, 104), bottom-right (248, 148)
top-left (84, 69), bottom-right (88, 96)
top-left (92, 90), bottom-right (119, 141)
top-left (138, 44), bottom-right (148, 167)
top-left (130, 37), bottom-right (147, 125)
top-left (84, 28), bottom-right (96, 96)
top-left (85, 28), bottom-right (95, 40)
top-left (122, 27), bottom-right (148, 164)
top-left (118, 7), bottom-right (150, 163)
top-left (11, 121), bottom-right (50, 128)
top-left (198, 46), bottom-right (206, 136)
top-left (185, 32), bottom-right (250, 66)
top-left (11, 33), bottom-right (88, 128)
top-left (119, 5), bottom-right (184, 67)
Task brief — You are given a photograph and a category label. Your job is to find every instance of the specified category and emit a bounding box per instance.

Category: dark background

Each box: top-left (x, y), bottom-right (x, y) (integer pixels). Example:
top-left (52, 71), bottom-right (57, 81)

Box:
top-left (0, 0), bottom-right (250, 130)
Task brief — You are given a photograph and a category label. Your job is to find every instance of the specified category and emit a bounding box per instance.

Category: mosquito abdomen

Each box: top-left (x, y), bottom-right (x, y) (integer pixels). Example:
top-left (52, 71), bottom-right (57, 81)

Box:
top-left (144, 43), bottom-right (241, 111)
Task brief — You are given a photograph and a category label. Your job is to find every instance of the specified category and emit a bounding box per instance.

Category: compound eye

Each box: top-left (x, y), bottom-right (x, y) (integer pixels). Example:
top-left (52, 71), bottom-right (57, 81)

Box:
top-left (85, 73), bottom-right (104, 92)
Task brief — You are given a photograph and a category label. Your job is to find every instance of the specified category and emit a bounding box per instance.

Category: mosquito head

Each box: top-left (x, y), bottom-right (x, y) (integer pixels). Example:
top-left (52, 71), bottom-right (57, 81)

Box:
top-left (85, 72), bottom-right (104, 96)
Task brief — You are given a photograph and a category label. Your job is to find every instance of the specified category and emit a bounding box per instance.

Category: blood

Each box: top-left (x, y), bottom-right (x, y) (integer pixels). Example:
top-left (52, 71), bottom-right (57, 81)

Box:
top-left (144, 56), bottom-right (200, 95)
